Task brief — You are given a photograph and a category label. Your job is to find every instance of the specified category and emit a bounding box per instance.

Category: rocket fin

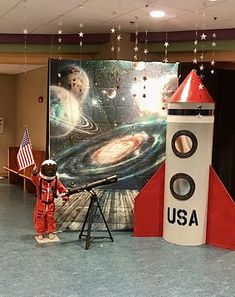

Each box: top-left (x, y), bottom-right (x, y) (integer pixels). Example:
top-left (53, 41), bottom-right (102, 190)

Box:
top-left (134, 162), bottom-right (165, 237)
top-left (206, 166), bottom-right (235, 250)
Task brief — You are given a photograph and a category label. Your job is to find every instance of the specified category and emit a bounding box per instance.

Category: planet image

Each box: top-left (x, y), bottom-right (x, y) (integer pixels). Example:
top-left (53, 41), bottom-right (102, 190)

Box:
top-left (50, 85), bottom-right (99, 138)
top-left (59, 64), bottom-right (90, 102)
top-left (50, 85), bottom-right (80, 138)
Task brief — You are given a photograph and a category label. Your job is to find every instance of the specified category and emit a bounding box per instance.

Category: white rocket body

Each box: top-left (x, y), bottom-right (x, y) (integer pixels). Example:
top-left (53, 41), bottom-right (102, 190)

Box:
top-left (163, 102), bottom-right (214, 245)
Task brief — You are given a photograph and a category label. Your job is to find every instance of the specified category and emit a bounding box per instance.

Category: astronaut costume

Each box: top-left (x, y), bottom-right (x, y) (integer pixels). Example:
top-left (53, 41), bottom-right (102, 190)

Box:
top-left (31, 160), bottom-right (68, 240)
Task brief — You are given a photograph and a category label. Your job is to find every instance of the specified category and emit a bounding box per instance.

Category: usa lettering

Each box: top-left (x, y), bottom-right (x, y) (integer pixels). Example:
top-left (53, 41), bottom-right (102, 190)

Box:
top-left (167, 207), bottom-right (198, 226)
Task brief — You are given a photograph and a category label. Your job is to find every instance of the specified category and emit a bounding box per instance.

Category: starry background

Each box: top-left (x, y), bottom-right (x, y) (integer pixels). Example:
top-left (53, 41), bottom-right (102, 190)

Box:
top-left (48, 59), bottom-right (178, 190)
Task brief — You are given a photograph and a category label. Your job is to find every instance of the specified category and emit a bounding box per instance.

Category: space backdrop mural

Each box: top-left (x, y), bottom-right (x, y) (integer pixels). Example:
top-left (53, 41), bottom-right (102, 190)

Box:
top-left (49, 59), bottom-right (178, 231)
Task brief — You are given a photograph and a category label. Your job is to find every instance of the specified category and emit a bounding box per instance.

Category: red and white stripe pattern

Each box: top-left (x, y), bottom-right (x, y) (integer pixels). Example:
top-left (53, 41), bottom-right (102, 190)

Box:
top-left (17, 128), bottom-right (35, 170)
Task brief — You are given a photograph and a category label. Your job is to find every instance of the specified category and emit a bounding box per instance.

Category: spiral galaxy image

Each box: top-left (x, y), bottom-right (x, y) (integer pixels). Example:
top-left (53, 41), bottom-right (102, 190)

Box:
top-left (49, 59), bottom-right (178, 230)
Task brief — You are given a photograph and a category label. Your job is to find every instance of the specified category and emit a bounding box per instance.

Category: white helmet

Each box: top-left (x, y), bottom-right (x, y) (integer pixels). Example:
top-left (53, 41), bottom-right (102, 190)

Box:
top-left (40, 159), bottom-right (57, 180)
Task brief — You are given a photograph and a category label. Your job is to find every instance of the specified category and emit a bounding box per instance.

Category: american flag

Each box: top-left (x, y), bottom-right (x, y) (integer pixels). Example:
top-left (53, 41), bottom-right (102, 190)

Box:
top-left (17, 128), bottom-right (35, 171)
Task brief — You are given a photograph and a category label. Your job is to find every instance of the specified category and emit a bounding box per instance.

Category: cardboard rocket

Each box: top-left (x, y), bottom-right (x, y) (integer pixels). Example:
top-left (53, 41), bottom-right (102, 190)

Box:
top-left (134, 70), bottom-right (235, 250)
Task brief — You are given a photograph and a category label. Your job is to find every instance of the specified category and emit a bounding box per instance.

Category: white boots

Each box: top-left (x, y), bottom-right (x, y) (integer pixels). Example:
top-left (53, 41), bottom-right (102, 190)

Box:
top-left (48, 233), bottom-right (55, 240)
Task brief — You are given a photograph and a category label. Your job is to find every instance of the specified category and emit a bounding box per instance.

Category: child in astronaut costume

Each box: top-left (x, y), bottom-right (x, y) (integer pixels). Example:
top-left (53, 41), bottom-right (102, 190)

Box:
top-left (31, 160), bottom-right (68, 240)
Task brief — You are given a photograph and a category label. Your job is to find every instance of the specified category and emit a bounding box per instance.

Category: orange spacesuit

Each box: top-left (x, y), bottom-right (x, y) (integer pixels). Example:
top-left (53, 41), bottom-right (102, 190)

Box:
top-left (31, 160), bottom-right (68, 240)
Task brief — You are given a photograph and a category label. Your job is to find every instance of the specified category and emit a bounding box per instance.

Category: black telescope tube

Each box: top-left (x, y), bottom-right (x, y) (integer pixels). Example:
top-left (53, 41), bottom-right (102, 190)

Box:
top-left (67, 175), bottom-right (117, 195)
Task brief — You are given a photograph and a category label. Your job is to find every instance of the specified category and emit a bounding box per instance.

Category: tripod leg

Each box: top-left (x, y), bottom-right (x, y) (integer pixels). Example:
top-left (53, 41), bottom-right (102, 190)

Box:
top-left (85, 197), bottom-right (95, 250)
top-left (79, 197), bottom-right (93, 239)
top-left (96, 199), bottom-right (113, 242)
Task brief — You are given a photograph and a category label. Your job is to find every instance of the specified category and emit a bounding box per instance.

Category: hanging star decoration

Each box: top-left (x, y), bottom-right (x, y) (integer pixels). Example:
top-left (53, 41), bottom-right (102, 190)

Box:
top-left (197, 3), bottom-right (207, 77)
top-left (143, 30), bottom-right (149, 60)
top-left (23, 27), bottom-right (28, 78)
top-left (198, 83), bottom-right (204, 90)
top-left (23, 0), bottom-right (29, 79)
top-left (134, 45), bottom-right (139, 52)
top-left (110, 26), bottom-right (122, 58)
top-left (57, 23), bottom-right (63, 61)
top-left (163, 33), bottom-right (169, 63)
top-left (200, 33), bottom-right (207, 40)
top-left (132, 16), bottom-right (139, 61)
top-left (110, 27), bottom-right (116, 55)
top-left (199, 64), bottom-right (204, 71)
top-left (144, 48), bottom-right (149, 55)
top-left (199, 73), bottom-right (205, 80)
top-left (78, 23), bottom-right (84, 48)
top-left (116, 25), bottom-right (122, 59)
top-left (193, 30), bottom-right (198, 65)
top-left (211, 32), bottom-right (217, 74)
top-left (198, 31), bottom-right (207, 78)
top-left (134, 30), bottom-right (139, 61)
top-left (211, 41), bottom-right (216, 47)
top-left (164, 41), bottom-right (169, 47)
top-left (56, 21), bottom-right (63, 84)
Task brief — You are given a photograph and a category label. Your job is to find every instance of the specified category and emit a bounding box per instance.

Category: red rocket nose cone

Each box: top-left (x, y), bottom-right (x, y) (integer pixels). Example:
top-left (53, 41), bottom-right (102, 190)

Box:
top-left (169, 70), bottom-right (214, 103)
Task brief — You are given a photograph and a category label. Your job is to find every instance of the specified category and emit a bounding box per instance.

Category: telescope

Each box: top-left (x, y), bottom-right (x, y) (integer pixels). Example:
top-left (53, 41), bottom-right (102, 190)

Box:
top-left (58, 175), bottom-right (117, 249)
top-left (65, 175), bottom-right (117, 196)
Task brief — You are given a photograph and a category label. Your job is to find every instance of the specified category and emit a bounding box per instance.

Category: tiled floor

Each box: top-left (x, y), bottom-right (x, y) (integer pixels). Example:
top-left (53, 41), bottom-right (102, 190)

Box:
top-left (0, 180), bottom-right (234, 297)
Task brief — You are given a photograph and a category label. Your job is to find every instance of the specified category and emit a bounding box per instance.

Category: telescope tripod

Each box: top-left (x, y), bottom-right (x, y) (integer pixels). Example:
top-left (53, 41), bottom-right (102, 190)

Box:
top-left (79, 189), bottom-right (113, 250)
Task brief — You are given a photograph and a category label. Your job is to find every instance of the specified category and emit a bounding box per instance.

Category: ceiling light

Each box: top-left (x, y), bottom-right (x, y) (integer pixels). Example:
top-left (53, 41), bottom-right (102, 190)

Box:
top-left (150, 10), bottom-right (165, 18)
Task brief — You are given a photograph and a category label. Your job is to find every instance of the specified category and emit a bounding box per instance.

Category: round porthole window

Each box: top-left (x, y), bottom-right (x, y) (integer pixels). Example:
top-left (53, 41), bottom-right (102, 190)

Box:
top-left (171, 130), bottom-right (197, 158)
top-left (170, 173), bottom-right (195, 201)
